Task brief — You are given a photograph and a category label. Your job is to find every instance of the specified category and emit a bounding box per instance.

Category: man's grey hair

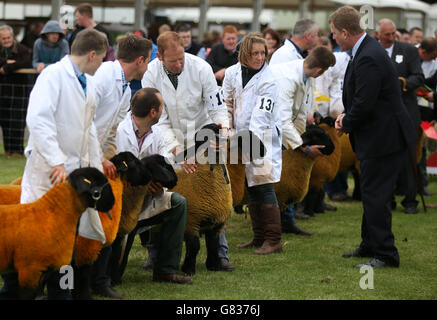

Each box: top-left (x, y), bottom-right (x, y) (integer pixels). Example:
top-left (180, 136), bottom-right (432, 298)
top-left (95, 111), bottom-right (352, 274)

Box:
top-left (0, 24), bottom-right (14, 36)
top-left (292, 18), bottom-right (318, 37)
top-left (376, 18), bottom-right (396, 33)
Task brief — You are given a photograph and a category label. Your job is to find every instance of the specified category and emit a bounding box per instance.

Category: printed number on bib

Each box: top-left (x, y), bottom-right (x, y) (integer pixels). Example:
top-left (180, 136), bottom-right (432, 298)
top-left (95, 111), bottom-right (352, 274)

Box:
top-left (208, 88), bottom-right (224, 109)
top-left (257, 96), bottom-right (274, 113)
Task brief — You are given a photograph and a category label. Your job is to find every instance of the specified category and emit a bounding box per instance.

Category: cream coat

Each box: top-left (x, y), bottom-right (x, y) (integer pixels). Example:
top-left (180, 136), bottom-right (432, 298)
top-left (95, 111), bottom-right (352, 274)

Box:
top-left (92, 60), bottom-right (131, 159)
top-left (269, 39), bottom-right (304, 65)
top-left (222, 62), bottom-right (282, 187)
top-left (21, 55), bottom-right (102, 203)
top-left (270, 59), bottom-right (312, 150)
top-left (141, 53), bottom-right (229, 154)
top-left (116, 112), bottom-right (173, 219)
top-left (314, 51), bottom-right (349, 118)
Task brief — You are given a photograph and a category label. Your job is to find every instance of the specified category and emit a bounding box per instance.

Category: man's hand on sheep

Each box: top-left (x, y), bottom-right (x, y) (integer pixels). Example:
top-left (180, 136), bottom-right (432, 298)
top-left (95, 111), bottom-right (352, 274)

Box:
top-left (102, 159), bottom-right (117, 180)
top-left (49, 164), bottom-right (67, 185)
top-left (174, 145), bottom-right (198, 174)
top-left (335, 113), bottom-right (345, 137)
top-left (148, 182), bottom-right (164, 197)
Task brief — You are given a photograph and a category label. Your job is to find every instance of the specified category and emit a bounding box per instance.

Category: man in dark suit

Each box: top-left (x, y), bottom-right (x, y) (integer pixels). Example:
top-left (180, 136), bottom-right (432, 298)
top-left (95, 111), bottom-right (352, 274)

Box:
top-left (375, 18), bottom-right (424, 214)
top-left (329, 6), bottom-right (417, 268)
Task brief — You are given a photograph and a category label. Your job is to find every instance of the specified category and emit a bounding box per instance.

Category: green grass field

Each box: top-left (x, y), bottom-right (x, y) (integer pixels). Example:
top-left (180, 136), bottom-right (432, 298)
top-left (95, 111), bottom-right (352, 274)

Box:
top-left (0, 152), bottom-right (436, 300)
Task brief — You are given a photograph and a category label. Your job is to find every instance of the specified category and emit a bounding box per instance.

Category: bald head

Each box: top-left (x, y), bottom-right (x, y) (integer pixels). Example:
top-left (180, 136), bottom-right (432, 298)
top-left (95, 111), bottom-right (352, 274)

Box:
top-left (375, 18), bottom-right (397, 48)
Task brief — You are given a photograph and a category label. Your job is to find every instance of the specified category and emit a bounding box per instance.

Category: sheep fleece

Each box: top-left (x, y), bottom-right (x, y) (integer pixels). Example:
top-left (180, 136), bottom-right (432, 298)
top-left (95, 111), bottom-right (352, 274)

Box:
top-left (0, 183), bottom-right (87, 289)
top-left (171, 164), bottom-right (233, 237)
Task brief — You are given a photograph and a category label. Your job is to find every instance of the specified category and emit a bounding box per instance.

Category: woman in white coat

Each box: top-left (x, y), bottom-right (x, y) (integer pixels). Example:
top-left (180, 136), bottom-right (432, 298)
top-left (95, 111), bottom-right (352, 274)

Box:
top-left (222, 33), bottom-right (283, 255)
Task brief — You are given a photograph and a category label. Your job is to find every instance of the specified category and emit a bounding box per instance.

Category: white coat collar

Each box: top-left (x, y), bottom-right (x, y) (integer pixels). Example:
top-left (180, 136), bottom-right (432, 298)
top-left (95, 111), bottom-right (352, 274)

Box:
top-left (121, 111), bottom-right (156, 154)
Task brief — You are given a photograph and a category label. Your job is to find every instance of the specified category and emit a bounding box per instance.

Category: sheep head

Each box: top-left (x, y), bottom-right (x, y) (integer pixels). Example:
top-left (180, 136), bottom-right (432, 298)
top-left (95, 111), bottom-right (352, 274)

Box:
top-left (141, 154), bottom-right (178, 189)
top-left (67, 167), bottom-right (115, 213)
top-left (319, 116), bottom-right (336, 128)
top-left (301, 125), bottom-right (335, 155)
top-left (110, 151), bottom-right (152, 186)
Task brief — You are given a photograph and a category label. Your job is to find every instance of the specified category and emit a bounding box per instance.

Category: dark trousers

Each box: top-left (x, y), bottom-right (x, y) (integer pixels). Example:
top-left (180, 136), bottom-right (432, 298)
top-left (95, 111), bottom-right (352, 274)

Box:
top-left (359, 150), bottom-right (404, 266)
top-left (109, 192), bottom-right (187, 283)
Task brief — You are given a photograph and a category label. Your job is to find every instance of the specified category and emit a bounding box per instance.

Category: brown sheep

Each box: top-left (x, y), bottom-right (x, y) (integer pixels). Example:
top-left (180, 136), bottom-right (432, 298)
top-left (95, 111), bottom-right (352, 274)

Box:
top-left (0, 167), bottom-right (115, 298)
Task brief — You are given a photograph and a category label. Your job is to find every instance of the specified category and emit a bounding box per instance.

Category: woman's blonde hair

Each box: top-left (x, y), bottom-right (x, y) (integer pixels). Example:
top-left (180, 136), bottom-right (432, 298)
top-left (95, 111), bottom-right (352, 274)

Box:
top-left (238, 33), bottom-right (268, 68)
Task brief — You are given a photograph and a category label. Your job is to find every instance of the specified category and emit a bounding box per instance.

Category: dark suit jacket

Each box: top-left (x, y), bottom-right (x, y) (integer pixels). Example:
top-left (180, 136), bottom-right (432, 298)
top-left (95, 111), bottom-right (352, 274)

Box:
top-left (342, 35), bottom-right (416, 161)
top-left (389, 41), bottom-right (424, 126)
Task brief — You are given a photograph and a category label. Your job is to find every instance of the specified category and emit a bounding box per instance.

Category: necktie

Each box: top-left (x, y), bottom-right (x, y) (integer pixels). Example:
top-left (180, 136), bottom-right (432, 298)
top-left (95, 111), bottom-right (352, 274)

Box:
top-left (167, 72), bottom-right (178, 90)
top-left (122, 83), bottom-right (128, 94)
top-left (77, 74), bottom-right (87, 96)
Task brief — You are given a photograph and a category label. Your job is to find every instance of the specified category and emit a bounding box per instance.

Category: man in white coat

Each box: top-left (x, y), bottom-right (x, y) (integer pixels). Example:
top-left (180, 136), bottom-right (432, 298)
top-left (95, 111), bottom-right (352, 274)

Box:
top-left (113, 88), bottom-right (192, 285)
top-left (1, 29), bottom-right (108, 300)
top-left (141, 31), bottom-right (234, 272)
top-left (270, 46), bottom-right (336, 227)
top-left (88, 34), bottom-right (153, 299)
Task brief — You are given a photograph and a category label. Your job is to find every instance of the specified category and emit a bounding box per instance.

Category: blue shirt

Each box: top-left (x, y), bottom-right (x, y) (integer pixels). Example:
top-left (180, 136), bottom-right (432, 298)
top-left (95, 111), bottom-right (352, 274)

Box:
top-left (352, 33), bottom-right (367, 60)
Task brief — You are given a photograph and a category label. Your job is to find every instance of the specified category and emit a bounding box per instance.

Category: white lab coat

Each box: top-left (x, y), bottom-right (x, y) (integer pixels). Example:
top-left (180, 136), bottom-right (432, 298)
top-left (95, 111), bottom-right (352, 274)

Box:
top-left (21, 55), bottom-right (102, 203)
top-left (270, 59), bottom-right (312, 150)
top-left (116, 112), bottom-right (173, 220)
top-left (314, 51), bottom-right (349, 118)
top-left (92, 60), bottom-right (131, 159)
top-left (269, 39), bottom-right (303, 65)
top-left (141, 53), bottom-right (229, 154)
top-left (222, 62), bottom-right (282, 187)
top-left (21, 55), bottom-right (105, 243)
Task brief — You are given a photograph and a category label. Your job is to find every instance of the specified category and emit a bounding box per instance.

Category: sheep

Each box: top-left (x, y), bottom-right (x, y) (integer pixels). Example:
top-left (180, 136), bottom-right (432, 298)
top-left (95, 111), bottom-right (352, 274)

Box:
top-left (0, 167), bottom-right (115, 298)
top-left (71, 152), bottom-right (153, 299)
top-left (303, 118), bottom-right (341, 216)
top-left (116, 154), bottom-right (179, 236)
top-left (168, 123), bottom-right (265, 276)
top-left (228, 125), bottom-right (335, 213)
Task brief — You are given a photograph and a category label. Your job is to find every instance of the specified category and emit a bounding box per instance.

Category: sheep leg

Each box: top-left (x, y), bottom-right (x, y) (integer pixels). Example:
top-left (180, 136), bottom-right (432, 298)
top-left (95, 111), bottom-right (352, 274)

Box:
top-left (181, 234), bottom-right (200, 276)
top-left (204, 227), bottom-right (222, 271)
top-left (303, 189), bottom-right (319, 217)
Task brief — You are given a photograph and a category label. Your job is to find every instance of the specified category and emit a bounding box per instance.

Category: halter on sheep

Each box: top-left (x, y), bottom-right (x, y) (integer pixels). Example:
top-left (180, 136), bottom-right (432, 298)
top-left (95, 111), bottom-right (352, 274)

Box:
top-left (0, 167), bottom-right (115, 299)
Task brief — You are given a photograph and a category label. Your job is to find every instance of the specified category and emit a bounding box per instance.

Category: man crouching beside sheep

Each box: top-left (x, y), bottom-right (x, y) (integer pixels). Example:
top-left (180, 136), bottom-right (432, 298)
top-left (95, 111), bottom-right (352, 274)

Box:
top-left (0, 29), bottom-right (109, 300)
top-left (111, 88), bottom-right (192, 285)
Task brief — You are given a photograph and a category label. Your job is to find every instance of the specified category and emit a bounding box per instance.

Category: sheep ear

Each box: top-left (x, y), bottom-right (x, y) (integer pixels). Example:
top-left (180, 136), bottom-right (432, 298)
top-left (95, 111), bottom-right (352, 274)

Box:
top-left (69, 175), bottom-right (92, 196)
top-left (110, 152), bottom-right (133, 172)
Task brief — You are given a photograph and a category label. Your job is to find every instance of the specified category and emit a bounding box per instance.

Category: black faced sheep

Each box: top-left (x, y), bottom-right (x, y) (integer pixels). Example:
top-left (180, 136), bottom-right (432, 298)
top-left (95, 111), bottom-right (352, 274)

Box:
top-left (71, 152), bottom-right (153, 300)
top-left (228, 124), bottom-right (334, 213)
top-left (303, 118), bottom-right (341, 215)
top-left (170, 123), bottom-right (266, 275)
top-left (0, 167), bottom-right (115, 297)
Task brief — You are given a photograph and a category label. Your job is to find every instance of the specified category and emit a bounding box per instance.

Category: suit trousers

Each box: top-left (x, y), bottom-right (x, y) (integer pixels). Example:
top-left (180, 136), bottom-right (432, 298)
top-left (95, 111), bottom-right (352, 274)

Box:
top-left (359, 149), bottom-right (405, 266)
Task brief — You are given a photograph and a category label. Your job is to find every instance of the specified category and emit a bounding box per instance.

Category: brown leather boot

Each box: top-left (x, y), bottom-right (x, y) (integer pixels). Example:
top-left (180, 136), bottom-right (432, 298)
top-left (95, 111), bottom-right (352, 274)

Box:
top-left (254, 204), bottom-right (282, 255)
top-left (237, 203), bottom-right (264, 249)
